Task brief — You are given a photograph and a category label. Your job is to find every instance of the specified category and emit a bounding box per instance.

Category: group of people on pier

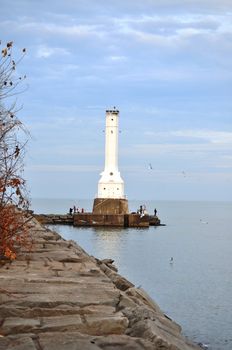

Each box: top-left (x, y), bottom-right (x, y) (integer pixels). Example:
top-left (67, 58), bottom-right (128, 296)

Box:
top-left (69, 206), bottom-right (85, 215)
top-left (137, 205), bottom-right (158, 217)
top-left (69, 204), bottom-right (157, 217)
top-left (137, 205), bottom-right (147, 216)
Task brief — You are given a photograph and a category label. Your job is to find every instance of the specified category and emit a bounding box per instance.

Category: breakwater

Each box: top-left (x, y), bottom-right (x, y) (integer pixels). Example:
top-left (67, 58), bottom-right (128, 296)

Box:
top-left (34, 213), bottom-right (161, 227)
top-left (0, 218), bottom-right (199, 350)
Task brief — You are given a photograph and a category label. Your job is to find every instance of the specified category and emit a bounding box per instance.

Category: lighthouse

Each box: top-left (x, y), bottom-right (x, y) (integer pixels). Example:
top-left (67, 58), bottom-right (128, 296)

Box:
top-left (73, 108), bottom-right (161, 226)
top-left (93, 108), bottom-right (129, 215)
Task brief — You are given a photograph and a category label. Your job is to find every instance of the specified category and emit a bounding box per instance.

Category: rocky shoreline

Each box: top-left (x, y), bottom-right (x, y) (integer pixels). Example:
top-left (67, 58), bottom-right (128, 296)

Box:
top-left (0, 217), bottom-right (200, 350)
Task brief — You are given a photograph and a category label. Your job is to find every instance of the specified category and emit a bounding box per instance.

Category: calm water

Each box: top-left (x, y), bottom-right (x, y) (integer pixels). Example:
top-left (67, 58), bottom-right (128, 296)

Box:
top-left (31, 199), bottom-right (232, 350)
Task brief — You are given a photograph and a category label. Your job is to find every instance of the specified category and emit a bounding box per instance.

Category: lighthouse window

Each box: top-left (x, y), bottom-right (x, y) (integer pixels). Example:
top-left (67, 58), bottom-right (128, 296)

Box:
top-left (110, 172), bottom-right (113, 176)
top-left (111, 130), bottom-right (113, 134)
top-left (104, 187), bottom-right (106, 190)
top-left (111, 119), bottom-right (114, 121)
top-left (117, 188), bottom-right (119, 190)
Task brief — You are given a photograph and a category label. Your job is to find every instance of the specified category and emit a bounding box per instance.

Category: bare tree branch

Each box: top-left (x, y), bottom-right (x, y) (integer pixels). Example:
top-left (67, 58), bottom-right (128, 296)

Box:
top-left (0, 40), bottom-right (32, 260)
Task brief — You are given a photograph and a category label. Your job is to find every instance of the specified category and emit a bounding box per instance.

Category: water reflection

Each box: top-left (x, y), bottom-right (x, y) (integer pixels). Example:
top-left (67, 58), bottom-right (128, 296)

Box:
top-left (91, 227), bottom-right (128, 259)
top-left (92, 226), bottom-right (151, 260)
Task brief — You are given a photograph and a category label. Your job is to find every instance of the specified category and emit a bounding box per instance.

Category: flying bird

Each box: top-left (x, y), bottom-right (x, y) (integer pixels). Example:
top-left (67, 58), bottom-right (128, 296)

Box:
top-left (148, 163), bottom-right (153, 170)
top-left (200, 219), bottom-right (208, 224)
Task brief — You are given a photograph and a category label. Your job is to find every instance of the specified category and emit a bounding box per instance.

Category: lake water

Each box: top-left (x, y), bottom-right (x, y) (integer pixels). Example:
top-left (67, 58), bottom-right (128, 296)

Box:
top-left (31, 198), bottom-right (232, 350)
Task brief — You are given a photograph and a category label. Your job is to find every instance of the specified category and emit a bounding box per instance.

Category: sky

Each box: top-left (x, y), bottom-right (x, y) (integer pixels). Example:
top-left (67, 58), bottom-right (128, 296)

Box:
top-left (1, 0), bottom-right (232, 201)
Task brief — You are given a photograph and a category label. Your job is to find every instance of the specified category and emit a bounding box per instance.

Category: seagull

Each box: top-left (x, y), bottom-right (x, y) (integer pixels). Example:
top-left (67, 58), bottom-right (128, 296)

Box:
top-left (197, 342), bottom-right (209, 349)
top-left (148, 163), bottom-right (153, 170)
top-left (170, 257), bottom-right (174, 264)
top-left (200, 219), bottom-right (208, 224)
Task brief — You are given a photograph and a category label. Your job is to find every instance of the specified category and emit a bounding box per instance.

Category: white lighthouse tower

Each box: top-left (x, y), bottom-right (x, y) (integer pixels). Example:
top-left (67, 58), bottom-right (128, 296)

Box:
top-left (98, 108), bottom-right (124, 198)
top-left (93, 108), bottom-right (129, 215)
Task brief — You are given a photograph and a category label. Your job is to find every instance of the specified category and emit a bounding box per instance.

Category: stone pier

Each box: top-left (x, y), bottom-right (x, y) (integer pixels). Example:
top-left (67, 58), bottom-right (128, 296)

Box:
top-left (34, 213), bottom-right (161, 227)
top-left (0, 218), bottom-right (199, 350)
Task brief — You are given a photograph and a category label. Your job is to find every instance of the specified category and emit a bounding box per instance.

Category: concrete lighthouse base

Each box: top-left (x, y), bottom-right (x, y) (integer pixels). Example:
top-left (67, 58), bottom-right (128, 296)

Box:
top-left (92, 198), bottom-right (129, 215)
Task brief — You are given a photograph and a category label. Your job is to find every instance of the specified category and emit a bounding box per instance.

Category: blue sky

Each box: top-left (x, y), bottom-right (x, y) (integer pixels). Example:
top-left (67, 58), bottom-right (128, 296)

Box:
top-left (1, 0), bottom-right (232, 201)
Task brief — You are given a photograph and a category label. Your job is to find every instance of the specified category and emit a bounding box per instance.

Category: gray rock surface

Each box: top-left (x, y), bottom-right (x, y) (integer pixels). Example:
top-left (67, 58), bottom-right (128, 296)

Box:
top-left (0, 218), bottom-right (200, 349)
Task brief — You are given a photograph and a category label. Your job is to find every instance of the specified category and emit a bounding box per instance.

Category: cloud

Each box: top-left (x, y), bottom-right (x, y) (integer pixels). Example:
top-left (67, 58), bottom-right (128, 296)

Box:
top-left (171, 130), bottom-right (232, 144)
top-left (132, 143), bottom-right (228, 156)
top-left (1, 20), bottom-right (106, 40)
top-left (109, 55), bottom-right (127, 62)
top-left (3, 11), bottom-right (231, 50)
top-left (113, 0), bottom-right (232, 13)
top-left (113, 13), bottom-right (232, 56)
top-left (36, 45), bottom-right (70, 58)
top-left (27, 164), bottom-right (100, 172)
top-left (115, 13), bottom-right (221, 32)
top-left (145, 129), bottom-right (232, 144)
top-left (115, 66), bottom-right (210, 82)
top-left (128, 130), bottom-right (232, 171)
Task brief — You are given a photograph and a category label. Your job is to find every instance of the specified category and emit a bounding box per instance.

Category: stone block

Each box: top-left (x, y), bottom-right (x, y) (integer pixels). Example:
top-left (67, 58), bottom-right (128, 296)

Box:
top-left (126, 287), bottom-right (162, 312)
top-left (117, 294), bottom-right (138, 310)
top-left (40, 314), bottom-right (83, 332)
top-left (39, 332), bottom-right (101, 350)
top-left (0, 335), bottom-right (37, 350)
top-left (1, 317), bottom-right (40, 335)
top-left (94, 334), bottom-right (156, 350)
top-left (84, 312), bottom-right (129, 335)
